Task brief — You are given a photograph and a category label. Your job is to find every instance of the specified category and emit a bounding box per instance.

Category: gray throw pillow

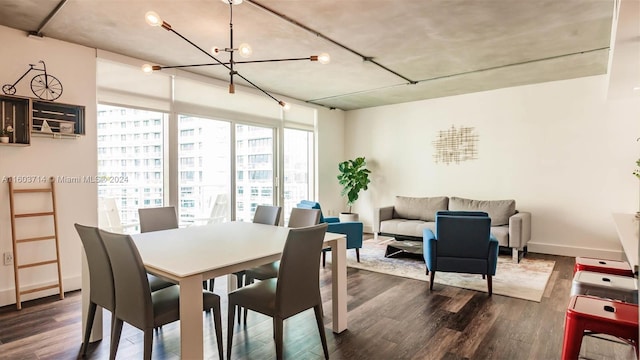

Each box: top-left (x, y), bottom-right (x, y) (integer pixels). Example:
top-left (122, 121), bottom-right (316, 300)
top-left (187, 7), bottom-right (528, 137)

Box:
top-left (394, 196), bottom-right (449, 221)
top-left (448, 197), bottom-right (516, 226)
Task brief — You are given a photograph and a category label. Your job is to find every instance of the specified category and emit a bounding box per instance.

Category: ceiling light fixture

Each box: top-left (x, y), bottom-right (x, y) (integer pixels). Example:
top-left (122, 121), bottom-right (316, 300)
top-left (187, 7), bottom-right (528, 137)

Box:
top-left (142, 0), bottom-right (329, 109)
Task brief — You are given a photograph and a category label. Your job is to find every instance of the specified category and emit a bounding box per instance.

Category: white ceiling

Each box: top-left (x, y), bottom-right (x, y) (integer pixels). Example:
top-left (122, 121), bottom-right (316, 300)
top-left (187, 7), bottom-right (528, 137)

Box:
top-left (0, 0), bottom-right (616, 110)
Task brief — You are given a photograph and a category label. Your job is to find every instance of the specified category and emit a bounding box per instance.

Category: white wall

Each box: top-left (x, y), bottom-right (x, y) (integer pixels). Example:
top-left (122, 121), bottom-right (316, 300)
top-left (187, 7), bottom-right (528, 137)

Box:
top-left (0, 25), bottom-right (97, 306)
top-left (316, 107), bottom-right (346, 216)
top-left (345, 75), bottom-right (639, 258)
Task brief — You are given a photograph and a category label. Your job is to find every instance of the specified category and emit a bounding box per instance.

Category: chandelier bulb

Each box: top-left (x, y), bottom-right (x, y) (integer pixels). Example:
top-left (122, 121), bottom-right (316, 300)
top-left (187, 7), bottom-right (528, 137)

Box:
top-left (145, 11), bottom-right (163, 27)
top-left (279, 101), bottom-right (291, 111)
top-left (318, 53), bottom-right (331, 65)
top-left (211, 46), bottom-right (220, 55)
top-left (238, 43), bottom-right (253, 58)
top-left (141, 64), bottom-right (153, 73)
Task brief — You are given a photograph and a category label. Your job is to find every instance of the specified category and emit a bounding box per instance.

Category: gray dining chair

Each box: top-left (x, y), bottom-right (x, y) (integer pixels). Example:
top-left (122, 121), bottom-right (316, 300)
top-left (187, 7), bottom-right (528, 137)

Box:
top-left (138, 206), bottom-right (179, 233)
top-left (252, 205), bottom-right (283, 226)
top-left (227, 223), bottom-right (329, 360)
top-left (74, 224), bottom-right (116, 357)
top-left (244, 208), bottom-right (321, 283)
top-left (233, 204), bottom-right (283, 323)
top-left (137, 206), bottom-right (182, 292)
top-left (99, 229), bottom-right (223, 360)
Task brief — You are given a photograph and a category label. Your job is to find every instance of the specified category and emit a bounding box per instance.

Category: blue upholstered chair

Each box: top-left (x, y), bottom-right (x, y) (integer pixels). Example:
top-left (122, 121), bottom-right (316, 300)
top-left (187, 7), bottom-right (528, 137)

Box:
top-left (296, 200), bottom-right (363, 266)
top-left (423, 211), bottom-right (498, 295)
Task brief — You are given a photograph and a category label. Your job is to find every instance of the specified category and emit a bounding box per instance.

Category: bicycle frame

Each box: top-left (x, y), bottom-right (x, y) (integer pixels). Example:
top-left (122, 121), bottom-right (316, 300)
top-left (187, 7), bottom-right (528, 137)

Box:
top-left (7, 60), bottom-right (47, 88)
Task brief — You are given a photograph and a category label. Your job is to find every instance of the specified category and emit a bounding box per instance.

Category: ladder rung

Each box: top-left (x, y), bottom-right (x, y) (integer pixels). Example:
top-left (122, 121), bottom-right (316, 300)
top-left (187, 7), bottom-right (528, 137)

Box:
top-left (13, 188), bottom-right (51, 193)
top-left (19, 284), bottom-right (60, 295)
top-left (16, 236), bottom-right (56, 243)
top-left (18, 259), bottom-right (58, 269)
top-left (15, 211), bottom-right (54, 218)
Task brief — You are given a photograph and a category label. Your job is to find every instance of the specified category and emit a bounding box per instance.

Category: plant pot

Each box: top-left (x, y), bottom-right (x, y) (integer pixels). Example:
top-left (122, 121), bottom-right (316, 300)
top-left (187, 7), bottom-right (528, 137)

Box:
top-left (0, 136), bottom-right (9, 144)
top-left (339, 212), bottom-right (359, 222)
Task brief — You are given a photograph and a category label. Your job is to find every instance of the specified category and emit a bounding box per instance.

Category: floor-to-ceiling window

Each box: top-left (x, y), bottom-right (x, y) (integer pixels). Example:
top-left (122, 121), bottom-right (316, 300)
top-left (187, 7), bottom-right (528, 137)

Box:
top-left (96, 104), bottom-right (167, 233)
top-left (235, 124), bottom-right (275, 222)
top-left (177, 115), bottom-right (231, 227)
top-left (283, 128), bottom-right (314, 222)
top-left (97, 58), bottom-right (318, 230)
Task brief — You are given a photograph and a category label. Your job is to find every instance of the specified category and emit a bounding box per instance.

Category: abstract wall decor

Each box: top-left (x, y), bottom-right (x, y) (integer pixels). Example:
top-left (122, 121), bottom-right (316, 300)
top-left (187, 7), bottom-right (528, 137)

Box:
top-left (433, 125), bottom-right (478, 165)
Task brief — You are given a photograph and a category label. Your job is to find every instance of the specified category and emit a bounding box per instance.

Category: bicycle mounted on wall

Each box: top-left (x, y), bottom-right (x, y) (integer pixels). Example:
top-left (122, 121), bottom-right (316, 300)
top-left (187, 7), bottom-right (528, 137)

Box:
top-left (2, 60), bottom-right (63, 101)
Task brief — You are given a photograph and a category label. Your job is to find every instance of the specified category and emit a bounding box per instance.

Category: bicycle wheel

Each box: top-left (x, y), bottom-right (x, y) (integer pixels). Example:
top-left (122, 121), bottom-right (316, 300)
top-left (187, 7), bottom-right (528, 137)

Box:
top-left (31, 74), bottom-right (63, 100)
top-left (2, 84), bottom-right (16, 95)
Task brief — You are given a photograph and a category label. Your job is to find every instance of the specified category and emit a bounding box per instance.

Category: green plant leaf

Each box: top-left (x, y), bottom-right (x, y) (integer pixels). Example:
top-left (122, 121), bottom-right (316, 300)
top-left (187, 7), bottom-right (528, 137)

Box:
top-left (337, 156), bottom-right (371, 210)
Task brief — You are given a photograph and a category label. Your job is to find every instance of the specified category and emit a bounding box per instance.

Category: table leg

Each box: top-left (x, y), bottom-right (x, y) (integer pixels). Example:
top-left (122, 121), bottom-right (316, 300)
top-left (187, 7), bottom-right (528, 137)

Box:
top-left (330, 236), bottom-right (347, 333)
top-left (227, 273), bottom-right (238, 292)
top-left (179, 275), bottom-right (204, 359)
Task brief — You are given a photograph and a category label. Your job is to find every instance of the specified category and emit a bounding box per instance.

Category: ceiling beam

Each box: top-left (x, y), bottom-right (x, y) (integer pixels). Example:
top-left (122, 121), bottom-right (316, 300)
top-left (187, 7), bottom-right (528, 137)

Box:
top-left (245, 0), bottom-right (418, 84)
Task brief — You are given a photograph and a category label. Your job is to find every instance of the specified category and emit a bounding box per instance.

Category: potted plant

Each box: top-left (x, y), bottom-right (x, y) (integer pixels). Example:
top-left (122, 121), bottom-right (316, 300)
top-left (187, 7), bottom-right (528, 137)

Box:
top-left (337, 156), bottom-right (371, 222)
top-left (0, 125), bottom-right (12, 143)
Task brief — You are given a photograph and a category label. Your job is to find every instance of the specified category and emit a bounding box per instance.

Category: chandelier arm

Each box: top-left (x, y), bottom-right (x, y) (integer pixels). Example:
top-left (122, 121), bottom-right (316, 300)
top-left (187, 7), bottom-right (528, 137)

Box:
top-left (158, 63), bottom-right (230, 69)
top-left (167, 28), bottom-right (232, 72)
top-left (156, 57), bottom-right (315, 70)
top-left (233, 71), bottom-right (282, 104)
top-left (235, 57), bottom-right (314, 64)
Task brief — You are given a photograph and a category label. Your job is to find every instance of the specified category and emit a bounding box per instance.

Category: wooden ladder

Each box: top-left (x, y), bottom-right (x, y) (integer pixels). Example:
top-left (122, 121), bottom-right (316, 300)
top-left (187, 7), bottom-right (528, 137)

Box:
top-left (8, 176), bottom-right (64, 310)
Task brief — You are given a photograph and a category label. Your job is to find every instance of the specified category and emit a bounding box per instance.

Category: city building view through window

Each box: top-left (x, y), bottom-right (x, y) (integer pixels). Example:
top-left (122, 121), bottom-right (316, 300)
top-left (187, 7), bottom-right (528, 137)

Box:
top-left (97, 104), bottom-right (314, 231)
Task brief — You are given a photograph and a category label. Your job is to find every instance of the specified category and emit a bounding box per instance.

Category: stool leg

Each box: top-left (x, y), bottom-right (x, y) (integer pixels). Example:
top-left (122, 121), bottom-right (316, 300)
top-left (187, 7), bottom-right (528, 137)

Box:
top-left (561, 313), bottom-right (584, 360)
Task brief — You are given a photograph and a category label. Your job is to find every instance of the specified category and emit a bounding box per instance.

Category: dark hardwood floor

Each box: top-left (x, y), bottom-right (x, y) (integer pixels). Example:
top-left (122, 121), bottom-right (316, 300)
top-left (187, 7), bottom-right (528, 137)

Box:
top-left (0, 251), bottom-right (635, 359)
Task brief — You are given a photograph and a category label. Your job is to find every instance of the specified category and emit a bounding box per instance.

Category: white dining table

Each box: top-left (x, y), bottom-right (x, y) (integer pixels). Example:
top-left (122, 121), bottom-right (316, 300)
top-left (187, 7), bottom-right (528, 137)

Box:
top-left (131, 221), bottom-right (348, 359)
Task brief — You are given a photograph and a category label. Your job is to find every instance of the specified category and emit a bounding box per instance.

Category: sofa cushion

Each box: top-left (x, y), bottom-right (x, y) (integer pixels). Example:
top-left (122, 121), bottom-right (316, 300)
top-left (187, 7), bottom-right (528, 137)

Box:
top-left (393, 196), bottom-right (449, 221)
top-left (490, 225), bottom-right (509, 247)
top-left (380, 219), bottom-right (435, 238)
top-left (449, 197), bottom-right (516, 226)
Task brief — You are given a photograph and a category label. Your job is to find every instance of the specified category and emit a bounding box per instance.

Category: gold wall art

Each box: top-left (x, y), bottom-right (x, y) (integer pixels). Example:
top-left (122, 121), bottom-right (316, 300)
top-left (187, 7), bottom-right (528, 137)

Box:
top-left (433, 125), bottom-right (478, 165)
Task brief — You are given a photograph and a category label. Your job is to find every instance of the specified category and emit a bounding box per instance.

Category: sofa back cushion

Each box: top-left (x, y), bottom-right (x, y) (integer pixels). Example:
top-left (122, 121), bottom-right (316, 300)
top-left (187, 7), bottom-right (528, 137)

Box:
top-left (448, 197), bottom-right (516, 226)
top-left (394, 196), bottom-right (449, 221)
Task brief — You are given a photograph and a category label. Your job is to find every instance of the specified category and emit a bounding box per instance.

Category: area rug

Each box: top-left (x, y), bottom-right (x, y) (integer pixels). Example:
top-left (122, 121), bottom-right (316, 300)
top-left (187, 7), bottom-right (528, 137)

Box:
top-left (329, 237), bottom-right (555, 302)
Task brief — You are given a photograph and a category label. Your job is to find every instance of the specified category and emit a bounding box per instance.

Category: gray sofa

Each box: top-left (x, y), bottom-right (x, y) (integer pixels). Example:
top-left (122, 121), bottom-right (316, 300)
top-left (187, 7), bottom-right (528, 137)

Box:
top-left (374, 196), bottom-right (531, 263)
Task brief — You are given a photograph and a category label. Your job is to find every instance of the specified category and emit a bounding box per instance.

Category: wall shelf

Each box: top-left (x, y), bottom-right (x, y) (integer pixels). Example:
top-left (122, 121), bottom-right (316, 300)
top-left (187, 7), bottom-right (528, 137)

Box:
top-left (0, 94), bottom-right (85, 146)
top-left (31, 132), bottom-right (81, 140)
top-left (32, 99), bottom-right (85, 136)
top-left (0, 94), bottom-right (31, 145)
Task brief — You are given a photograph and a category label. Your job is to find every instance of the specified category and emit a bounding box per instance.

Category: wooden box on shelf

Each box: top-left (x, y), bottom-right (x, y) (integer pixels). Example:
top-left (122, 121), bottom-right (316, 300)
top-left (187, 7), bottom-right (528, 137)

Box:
top-left (32, 99), bottom-right (85, 137)
top-left (0, 94), bottom-right (31, 146)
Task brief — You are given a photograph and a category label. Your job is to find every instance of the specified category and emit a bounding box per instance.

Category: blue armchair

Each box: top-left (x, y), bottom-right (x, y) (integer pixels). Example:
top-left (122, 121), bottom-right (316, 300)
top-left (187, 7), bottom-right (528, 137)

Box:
top-left (296, 200), bottom-right (363, 266)
top-left (423, 211), bottom-right (498, 295)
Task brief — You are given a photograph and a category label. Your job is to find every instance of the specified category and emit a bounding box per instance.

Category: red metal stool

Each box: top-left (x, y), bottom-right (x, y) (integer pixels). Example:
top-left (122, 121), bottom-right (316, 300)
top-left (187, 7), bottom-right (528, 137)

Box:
top-left (573, 257), bottom-right (634, 277)
top-left (562, 295), bottom-right (638, 360)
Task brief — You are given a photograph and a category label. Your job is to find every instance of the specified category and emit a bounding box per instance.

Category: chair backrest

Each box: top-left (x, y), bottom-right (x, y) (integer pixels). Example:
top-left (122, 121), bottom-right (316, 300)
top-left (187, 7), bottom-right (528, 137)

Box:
top-left (296, 200), bottom-right (327, 223)
top-left (287, 208), bottom-right (321, 228)
top-left (74, 224), bottom-right (115, 311)
top-left (99, 229), bottom-right (154, 330)
top-left (208, 193), bottom-right (229, 224)
top-left (253, 205), bottom-right (282, 226)
top-left (138, 206), bottom-right (179, 233)
top-left (98, 197), bottom-right (124, 233)
top-left (435, 212), bottom-right (491, 259)
top-left (276, 223), bottom-right (328, 318)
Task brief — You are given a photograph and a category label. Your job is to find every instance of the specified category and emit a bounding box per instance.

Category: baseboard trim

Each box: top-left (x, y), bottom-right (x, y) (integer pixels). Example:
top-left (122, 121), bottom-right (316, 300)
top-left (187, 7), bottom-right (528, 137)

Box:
top-left (0, 275), bottom-right (82, 308)
top-left (527, 242), bottom-right (624, 260)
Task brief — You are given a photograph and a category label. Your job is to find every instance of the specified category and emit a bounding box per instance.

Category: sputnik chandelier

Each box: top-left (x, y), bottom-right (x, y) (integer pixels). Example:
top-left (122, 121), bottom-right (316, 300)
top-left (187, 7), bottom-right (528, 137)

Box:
top-left (142, 0), bottom-right (330, 109)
